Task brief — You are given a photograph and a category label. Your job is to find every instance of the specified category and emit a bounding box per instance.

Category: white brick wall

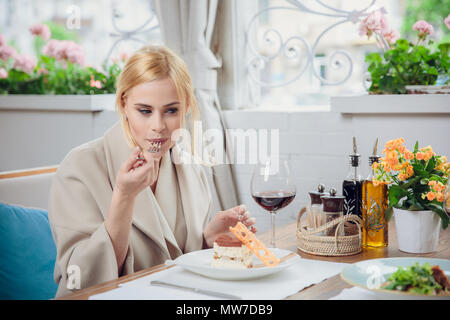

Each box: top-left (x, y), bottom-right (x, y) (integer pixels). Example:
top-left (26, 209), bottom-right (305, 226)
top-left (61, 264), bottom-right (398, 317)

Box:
top-left (223, 110), bottom-right (355, 233)
top-left (223, 107), bottom-right (450, 234)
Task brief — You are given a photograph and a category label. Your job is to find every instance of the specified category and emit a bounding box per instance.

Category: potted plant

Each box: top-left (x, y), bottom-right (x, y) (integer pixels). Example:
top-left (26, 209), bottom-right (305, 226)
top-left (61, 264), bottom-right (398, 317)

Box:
top-left (372, 138), bottom-right (449, 253)
top-left (0, 23), bottom-right (123, 95)
top-left (359, 10), bottom-right (450, 94)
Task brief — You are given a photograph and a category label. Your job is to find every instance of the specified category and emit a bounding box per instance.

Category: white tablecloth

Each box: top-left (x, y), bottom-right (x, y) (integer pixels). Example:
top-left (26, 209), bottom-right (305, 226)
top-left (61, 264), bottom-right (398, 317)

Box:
top-left (89, 258), bottom-right (348, 300)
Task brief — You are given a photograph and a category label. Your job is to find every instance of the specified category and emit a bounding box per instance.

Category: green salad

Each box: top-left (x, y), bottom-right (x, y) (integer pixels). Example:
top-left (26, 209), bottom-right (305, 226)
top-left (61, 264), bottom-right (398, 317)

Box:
top-left (382, 263), bottom-right (447, 295)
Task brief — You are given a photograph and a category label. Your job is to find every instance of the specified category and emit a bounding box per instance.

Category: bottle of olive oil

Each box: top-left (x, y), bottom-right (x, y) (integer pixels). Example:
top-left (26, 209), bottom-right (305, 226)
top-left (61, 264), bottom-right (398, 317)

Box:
top-left (362, 139), bottom-right (388, 247)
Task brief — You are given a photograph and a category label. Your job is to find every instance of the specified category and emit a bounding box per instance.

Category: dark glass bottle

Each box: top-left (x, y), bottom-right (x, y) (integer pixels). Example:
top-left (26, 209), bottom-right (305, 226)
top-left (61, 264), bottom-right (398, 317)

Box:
top-left (343, 154), bottom-right (363, 218)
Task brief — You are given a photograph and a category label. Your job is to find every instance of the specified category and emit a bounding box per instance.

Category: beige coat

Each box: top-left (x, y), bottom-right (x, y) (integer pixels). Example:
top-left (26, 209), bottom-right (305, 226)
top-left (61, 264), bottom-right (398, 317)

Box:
top-left (48, 122), bottom-right (212, 298)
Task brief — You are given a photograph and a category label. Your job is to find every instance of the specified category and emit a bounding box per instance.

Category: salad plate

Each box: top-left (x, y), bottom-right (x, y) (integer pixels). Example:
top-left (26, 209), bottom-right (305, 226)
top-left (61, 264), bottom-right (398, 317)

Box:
top-left (341, 257), bottom-right (450, 299)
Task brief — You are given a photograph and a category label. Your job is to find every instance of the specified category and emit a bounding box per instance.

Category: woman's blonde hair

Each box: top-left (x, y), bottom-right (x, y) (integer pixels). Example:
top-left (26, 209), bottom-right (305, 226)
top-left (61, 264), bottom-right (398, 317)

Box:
top-left (115, 45), bottom-right (200, 149)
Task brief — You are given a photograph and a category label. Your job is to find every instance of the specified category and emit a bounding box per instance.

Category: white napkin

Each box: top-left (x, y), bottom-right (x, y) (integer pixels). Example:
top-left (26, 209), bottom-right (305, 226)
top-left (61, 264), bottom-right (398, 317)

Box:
top-left (90, 258), bottom-right (348, 300)
top-left (88, 284), bottom-right (216, 300)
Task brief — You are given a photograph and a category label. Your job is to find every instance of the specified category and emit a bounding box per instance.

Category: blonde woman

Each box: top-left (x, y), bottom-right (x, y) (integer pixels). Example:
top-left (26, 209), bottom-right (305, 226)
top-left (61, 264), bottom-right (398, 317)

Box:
top-left (48, 46), bottom-right (257, 298)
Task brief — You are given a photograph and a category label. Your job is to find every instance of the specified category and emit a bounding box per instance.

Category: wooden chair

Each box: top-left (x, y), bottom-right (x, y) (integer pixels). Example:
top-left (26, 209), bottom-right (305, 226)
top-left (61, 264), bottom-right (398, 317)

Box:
top-left (0, 166), bottom-right (58, 210)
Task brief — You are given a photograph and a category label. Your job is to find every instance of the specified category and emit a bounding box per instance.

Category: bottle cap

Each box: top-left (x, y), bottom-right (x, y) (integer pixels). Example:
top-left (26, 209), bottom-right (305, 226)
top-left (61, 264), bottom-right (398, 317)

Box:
top-left (368, 155), bottom-right (381, 166)
top-left (349, 154), bottom-right (361, 167)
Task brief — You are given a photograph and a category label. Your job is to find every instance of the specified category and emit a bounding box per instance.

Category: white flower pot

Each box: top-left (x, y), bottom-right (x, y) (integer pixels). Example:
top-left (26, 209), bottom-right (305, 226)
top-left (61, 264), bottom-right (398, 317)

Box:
top-left (394, 208), bottom-right (441, 253)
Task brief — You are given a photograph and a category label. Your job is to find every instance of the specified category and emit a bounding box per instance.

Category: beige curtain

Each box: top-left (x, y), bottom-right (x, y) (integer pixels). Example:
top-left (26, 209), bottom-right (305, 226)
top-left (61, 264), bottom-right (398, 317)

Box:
top-left (154, 0), bottom-right (240, 214)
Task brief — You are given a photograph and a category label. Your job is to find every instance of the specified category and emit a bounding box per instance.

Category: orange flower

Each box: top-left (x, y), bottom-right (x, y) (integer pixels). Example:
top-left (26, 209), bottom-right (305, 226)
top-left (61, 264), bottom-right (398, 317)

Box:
top-left (424, 151), bottom-right (433, 161)
top-left (416, 152), bottom-right (425, 160)
top-left (400, 162), bottom-right (409, 169)
top-left (398, 173), bottom-right (407, 181)
top-left (404, 151), bottom-right (414, 160)
top-left (426, 192), bottom-right (436, 201)
top-left (386, 150), bottom-right (397, 159)
top-left (436, 192), bottom-right (444, 202)
top-left (428, 180), bottom-right (437, 186)
top-left (407, 165), bottom-right (414, 176)
top-left (420, 145), bottom-right (432, 153)
top-left (434, 182), bottom-right (444, 192)
top-left (372, 178), bottom-right (381, 187)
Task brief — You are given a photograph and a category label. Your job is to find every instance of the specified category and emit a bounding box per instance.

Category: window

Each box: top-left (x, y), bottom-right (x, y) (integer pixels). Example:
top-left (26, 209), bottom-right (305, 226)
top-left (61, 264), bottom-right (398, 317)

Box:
top-left (0, 0), bottom-right (161, 69)
top-left (241, 0), bottom-right (404, 108)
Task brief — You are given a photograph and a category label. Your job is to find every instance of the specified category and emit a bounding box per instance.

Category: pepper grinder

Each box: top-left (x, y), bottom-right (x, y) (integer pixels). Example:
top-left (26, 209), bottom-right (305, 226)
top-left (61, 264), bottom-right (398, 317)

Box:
top-left (307, 184), bottom-right (328, 232)
top-left (320, 188), bottom-right (345, 236)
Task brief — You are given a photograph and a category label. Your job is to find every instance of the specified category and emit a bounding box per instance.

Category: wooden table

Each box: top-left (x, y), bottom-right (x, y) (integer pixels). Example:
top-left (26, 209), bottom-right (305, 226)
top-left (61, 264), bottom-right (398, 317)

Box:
top-left (59, 220), bottom-right (450, 300)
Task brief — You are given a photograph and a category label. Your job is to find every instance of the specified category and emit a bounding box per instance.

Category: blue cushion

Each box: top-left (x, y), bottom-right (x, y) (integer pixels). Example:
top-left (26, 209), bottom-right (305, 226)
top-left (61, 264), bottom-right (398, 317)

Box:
top-left (0, 203), bottom-right (57, 300)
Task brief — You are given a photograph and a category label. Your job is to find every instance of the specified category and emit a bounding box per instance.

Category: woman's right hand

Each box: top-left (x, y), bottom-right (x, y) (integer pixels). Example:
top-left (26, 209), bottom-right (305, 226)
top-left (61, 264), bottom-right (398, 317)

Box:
top-left (114, 147), bottom-right (161, 199)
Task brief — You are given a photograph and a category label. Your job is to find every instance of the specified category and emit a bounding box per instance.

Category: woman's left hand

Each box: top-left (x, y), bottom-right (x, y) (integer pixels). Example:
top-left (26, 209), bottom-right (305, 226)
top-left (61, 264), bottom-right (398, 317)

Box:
top-left (203, 204), bottom-right (257, 248)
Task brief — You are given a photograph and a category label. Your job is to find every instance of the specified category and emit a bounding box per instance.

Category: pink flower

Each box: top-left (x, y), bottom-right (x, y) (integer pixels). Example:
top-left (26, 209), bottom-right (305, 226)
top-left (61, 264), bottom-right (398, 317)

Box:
top-left (382, 28), bottom-right (400, 44)
top-left (29, 23), bottom-right (51, 41)
top-left (37, 68), bottom-right (49, 76)
top-left (0, 34), bottom-right (5, 46)
top-left (445, 14), bottom-right (450, 30)
top-left (42, 39), bottom-right (85, 66)
top-left (359, 10), bottom-right (388, 39)
top-left (0, 45), bottom-right (17, 61)
top-left (120, 51), bottom-right (128, 62)
top-left (412, 20), bottom-right (434, 37)
top-left (13, 54), bottom-right (36, 74)
top-left (90, 75), bottom-right (102, 89)
top-left (0, 68), bottom-right (8, 79)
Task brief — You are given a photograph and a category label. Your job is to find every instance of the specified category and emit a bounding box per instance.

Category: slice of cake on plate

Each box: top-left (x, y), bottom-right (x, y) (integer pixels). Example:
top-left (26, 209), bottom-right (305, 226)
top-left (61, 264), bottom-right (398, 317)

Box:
top-left (211, 234), bottom-right (253, 269)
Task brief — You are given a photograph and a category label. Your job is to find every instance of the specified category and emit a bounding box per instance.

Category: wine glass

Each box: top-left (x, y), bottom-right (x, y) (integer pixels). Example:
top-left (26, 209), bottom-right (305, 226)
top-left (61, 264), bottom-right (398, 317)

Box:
top-left (251, 158), bottom-right (296, 247)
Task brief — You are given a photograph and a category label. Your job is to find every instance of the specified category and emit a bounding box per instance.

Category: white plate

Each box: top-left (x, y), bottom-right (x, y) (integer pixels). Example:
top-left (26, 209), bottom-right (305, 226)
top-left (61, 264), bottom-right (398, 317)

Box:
top-left (341, 257), bottom-right (450, 299)
top-left (172, 248), bottom-right (300, 280)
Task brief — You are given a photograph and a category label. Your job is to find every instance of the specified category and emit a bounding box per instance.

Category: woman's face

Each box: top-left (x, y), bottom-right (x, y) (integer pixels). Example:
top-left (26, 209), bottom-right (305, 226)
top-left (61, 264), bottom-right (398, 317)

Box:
top-left (123, 77), bottom-right (182, 156)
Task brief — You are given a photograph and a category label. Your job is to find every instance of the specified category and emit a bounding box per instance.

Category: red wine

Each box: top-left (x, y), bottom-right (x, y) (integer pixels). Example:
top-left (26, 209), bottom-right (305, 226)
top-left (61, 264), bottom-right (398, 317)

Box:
top-left (252, 191), bottom-right (296, 212)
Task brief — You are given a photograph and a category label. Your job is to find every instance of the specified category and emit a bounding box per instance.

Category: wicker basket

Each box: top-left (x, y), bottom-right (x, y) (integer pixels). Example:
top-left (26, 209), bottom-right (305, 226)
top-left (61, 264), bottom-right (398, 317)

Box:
top-left (296, 207), bottom-right (363, 256)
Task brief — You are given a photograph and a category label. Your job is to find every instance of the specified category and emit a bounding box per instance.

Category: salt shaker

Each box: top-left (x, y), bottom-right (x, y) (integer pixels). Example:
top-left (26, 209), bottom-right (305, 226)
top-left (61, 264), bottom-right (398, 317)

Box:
top-left (320, 188), bottom-right (345, 236)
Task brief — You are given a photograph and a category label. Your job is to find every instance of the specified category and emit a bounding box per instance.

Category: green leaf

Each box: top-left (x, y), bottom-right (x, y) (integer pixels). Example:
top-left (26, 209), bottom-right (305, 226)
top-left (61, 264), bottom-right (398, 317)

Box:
top-left (425, 203), bottom-right (449, 230)
top-left (401, 176), bottom-right (421, 190)
top-left (396, 39), bottom-right (409, 51)
top-left (425, 157), bottom-right (437, 172)
top-left (385, 206), bottom-right (394, 222)
top-left (408, 197), bottom-right (425, 211)
top-left (365, 52), bottom-right (382, 64)
top-left (388, 185), bottom-right (408, 207)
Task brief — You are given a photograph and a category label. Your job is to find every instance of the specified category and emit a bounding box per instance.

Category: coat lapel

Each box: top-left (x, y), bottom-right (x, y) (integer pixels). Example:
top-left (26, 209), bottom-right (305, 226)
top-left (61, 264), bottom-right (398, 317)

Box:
top-left (172, 145), bottom-right (212, 252)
